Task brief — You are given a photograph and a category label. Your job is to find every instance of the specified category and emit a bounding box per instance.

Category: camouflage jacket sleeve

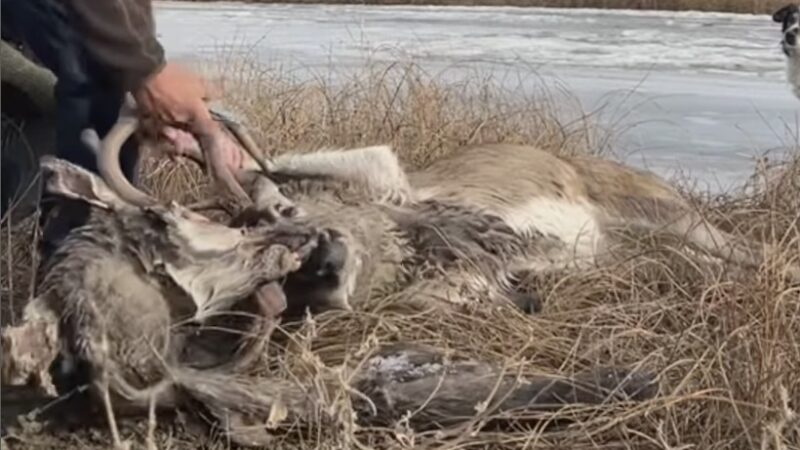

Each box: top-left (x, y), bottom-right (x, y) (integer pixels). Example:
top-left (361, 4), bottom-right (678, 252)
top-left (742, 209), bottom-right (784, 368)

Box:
top-left (67, 0), bottom-right (166, 92)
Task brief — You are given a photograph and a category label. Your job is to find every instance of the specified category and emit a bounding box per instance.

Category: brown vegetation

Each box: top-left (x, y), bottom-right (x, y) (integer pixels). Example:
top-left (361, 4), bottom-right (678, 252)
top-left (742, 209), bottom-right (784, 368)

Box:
top-left (175, 0), bottom-right (789, 15)
top-left (2, 58), bottom-right (799, 449)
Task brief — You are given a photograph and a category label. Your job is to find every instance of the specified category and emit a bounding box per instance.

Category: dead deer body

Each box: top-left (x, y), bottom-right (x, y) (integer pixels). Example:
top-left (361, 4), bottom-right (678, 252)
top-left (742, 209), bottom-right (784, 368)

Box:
top-left (0, 154), bottom-right (330, 446)
top-left (1, 38), bottom-right (657, 446)
top-left (89, 98), bottom-right (796, 318)
top-left (1, 156), bottom-right (659, 449)
top-left (185, 139), bottom-right (799, 317)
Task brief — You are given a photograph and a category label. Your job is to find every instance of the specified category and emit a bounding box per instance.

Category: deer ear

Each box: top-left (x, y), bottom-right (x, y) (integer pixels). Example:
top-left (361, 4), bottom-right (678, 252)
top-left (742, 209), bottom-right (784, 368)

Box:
top-left (39, 155), bottom-right (131, 211)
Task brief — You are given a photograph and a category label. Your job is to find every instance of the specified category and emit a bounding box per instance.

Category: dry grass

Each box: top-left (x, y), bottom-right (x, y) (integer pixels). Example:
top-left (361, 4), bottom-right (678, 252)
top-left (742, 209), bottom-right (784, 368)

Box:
top-left (2, 57), bottom-right (800, 449)
top-left (177, 0), bottom-right (789, 15)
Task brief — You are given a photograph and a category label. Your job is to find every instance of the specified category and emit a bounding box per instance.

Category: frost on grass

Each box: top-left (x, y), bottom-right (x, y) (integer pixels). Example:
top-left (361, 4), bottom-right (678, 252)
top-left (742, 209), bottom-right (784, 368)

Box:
top-left (362, 352), bottom-right (445, 383)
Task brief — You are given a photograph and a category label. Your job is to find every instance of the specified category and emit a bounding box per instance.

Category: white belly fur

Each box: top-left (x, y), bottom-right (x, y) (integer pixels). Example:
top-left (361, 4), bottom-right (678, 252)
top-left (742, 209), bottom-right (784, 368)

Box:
top-left (499, 197), bottom-right (603, 269)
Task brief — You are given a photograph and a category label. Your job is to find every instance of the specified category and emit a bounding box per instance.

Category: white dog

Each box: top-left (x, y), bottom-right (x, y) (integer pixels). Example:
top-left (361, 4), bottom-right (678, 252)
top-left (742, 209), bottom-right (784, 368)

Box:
top-left (773, 4), bottom-right (800, 99)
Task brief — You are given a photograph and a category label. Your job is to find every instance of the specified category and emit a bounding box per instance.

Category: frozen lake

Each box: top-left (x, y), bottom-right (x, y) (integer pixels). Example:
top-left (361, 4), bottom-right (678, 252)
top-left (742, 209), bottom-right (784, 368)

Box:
top-left (154, 1), bottom-right (800, 192)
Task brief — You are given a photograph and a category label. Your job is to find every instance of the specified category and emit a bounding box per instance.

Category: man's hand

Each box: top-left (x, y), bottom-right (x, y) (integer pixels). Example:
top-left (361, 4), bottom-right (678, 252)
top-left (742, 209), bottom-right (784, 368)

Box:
top-left (133, 62), bottom-right (242, 170)
top-left (134, 63), bottom-right (215, 126)
top-left (161, 126), bottom-right (243, 171)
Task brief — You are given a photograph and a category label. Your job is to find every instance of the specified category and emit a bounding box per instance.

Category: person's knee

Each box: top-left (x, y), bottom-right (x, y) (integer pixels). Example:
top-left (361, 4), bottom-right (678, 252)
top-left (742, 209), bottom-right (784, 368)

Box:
top-left (2, 0), bottom-right (82, 79)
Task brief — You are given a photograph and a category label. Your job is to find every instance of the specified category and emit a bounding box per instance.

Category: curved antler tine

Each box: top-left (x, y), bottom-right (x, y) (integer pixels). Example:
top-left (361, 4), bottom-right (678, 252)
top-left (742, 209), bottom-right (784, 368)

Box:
top-left (210, 109), bottom-right (274, 175)
top-left (194, 126), bottom-right (254, 208)
top-left (94, 97), bottom-right (159, 207)
top-left (95, 97), bottom-right (254, 210)
top-left (226, 121), bottom-right (273, 174)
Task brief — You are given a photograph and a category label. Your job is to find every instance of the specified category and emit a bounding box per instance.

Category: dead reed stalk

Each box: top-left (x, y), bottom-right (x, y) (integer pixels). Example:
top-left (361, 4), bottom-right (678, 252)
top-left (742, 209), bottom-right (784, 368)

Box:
top-left (1, 59), bottom-right (798, 450)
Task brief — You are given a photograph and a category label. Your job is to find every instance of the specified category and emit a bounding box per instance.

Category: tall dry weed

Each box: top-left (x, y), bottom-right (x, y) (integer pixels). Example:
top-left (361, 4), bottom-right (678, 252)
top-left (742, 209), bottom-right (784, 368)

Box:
top-left (1, 57), bottom-right (799, 449)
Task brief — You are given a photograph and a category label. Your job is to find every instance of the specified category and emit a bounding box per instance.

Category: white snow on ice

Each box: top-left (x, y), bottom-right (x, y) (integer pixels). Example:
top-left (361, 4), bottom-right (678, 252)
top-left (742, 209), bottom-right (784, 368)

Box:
top-left (153, 1), bottom-right (800, 192)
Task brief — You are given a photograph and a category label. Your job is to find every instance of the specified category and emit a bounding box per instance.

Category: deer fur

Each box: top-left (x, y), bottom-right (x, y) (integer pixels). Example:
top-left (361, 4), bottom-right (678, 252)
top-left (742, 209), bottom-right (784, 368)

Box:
top-left (1, 155), bottom-right (325, 446)
top-left (230, 142), bottom-right (800, 316)
top-left (1, 157), bottom-right (659, 447)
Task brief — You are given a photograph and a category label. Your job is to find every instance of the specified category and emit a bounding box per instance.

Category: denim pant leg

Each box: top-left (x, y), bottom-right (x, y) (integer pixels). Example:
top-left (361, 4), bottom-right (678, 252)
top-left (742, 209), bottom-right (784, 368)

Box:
top-left (1, 0), bottom-right (142, 183)
top-left (2, 0), bottom-right (142, 256)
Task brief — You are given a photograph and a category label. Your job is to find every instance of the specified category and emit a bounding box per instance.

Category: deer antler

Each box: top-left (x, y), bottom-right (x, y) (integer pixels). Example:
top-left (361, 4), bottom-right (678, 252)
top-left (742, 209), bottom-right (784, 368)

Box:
top-left (94, 95), bottom-right (256, 209)
top-left (164, 109), bottom-right (300, 224)
top-left (209, 109), bottom-right (275, 175)
top-left (93, 96), bottom-right (158, 207)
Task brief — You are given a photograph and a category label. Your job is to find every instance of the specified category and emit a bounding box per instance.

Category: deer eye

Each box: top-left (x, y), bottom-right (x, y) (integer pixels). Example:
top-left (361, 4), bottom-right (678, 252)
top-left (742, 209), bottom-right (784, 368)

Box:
top-left (278, 205), bottom-right (297, 218)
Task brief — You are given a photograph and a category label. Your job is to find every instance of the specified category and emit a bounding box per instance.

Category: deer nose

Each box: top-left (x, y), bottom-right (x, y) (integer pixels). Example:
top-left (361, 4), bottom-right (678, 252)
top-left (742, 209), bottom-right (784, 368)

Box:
top-left (304, 230), bottom-right (347, 277)
top-left (318, 233), bottom-right (347, 276)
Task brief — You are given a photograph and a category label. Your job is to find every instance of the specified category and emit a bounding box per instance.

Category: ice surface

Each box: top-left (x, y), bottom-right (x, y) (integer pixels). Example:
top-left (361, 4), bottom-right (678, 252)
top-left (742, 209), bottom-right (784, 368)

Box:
top-left (153, 1), bottom-right (800, 192)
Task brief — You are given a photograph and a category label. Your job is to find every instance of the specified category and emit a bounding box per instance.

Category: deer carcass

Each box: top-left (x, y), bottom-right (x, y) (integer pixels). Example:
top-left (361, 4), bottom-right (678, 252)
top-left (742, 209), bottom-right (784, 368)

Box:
top-left (154, 122), bottom-right (800, 316)
top-left (0, 150), bottom-right (332, 446)
top-left (0, 160), bottom-right (660, 449)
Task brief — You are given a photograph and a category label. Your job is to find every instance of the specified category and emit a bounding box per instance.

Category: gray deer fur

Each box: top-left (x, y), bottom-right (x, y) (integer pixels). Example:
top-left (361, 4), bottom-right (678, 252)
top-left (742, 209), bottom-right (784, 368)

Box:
top-left (1, 157), bottom-right (658, 448)
top-left (223, 142), bottom-right (800, 318)
top-left (1, 155), bottom-right (327, 444)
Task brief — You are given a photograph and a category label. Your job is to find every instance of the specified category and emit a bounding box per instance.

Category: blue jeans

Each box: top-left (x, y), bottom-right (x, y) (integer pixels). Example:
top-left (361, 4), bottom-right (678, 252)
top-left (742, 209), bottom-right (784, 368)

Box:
top-left (2, 0), bottom-right (142, 256)
top-left (2, 0), bottom-right (141, 181)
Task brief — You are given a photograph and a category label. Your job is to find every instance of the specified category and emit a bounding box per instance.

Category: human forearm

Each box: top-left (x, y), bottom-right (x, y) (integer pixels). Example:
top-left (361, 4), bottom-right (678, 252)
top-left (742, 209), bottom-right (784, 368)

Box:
top-left (66, 0), bottom-right (166, 92)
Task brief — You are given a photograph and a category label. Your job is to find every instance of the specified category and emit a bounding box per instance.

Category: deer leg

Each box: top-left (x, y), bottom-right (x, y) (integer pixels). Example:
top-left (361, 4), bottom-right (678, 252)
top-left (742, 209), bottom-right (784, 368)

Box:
top-left (99, 375), bottom-right (126, 450)
top-left (665, 212), bottom-right (800, 283)
top-left (270, 145), bottom-right (412, 203)
top-left (95, 334), bottom-right (127, 449)
top-left (233, 145), bottom-right (413, 225)
top-left (353, 344), bottom-right (658, 430)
